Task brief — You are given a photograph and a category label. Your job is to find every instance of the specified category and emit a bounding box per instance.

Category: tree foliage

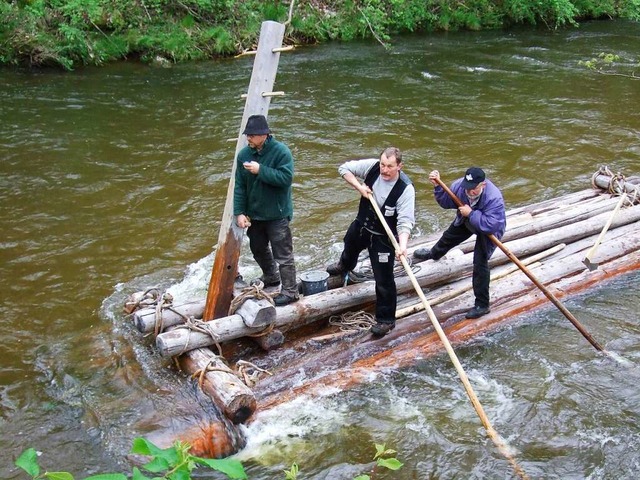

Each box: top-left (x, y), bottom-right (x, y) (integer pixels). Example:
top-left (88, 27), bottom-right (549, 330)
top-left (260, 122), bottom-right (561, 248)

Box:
top-left (0, 0), bottom-right (638, 69)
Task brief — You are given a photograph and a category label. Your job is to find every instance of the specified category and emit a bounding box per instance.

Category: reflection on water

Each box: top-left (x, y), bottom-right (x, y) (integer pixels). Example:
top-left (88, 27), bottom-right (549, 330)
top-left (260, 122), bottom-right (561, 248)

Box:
top-left (1, 20), bottom-right (639, 479)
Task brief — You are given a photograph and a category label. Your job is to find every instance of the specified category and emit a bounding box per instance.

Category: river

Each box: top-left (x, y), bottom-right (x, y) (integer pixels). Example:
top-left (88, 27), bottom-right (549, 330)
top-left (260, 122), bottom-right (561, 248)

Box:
top-left (1, 19), bottom-right (639, 479)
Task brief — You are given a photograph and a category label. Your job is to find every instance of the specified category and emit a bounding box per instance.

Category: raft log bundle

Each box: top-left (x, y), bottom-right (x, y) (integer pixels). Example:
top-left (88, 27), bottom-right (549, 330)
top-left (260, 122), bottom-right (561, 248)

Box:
top-left (123, 168), bottom-right (640, 458)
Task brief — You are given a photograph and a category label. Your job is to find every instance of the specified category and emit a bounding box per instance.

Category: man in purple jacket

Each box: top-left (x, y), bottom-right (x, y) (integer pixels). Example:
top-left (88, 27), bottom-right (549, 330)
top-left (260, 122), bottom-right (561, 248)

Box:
top-left (414, 167), bottom-right (506, 319)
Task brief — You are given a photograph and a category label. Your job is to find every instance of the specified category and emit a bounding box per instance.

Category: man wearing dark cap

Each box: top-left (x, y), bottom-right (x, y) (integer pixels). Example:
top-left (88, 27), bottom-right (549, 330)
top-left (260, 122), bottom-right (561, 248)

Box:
top-left (414, 167), bottom-right (506, 319)
top-left (234, 114), bottom-right (299, 306)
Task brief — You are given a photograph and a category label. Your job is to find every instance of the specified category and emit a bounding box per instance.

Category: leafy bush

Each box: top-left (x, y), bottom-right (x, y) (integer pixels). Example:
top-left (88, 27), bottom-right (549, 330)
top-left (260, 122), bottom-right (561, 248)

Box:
top-left (1, 0), bottom-right (639, 69)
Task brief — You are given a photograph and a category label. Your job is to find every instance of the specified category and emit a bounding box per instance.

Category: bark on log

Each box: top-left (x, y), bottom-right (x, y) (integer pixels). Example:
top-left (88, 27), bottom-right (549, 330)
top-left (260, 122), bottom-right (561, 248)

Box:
top-left (178, 347), bottom-right (256, 424)
top-left (251, 329), bottom-right (285, 351)
top-left (143, 417), bottom-right (247, 459)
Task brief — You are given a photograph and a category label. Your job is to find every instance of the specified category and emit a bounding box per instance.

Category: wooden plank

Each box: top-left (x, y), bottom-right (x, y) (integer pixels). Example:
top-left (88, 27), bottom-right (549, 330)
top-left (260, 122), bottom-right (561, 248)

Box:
top-left (204, 21), bottom-right (287, 320)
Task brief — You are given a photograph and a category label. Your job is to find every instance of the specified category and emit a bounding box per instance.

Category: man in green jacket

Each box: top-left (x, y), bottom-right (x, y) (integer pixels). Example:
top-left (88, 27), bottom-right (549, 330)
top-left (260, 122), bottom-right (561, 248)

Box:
top-left (234, 115), bottom-right (299, 306)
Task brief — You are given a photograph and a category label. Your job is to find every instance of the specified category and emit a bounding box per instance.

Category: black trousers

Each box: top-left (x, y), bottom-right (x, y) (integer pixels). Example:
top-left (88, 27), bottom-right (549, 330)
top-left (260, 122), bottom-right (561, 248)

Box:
top-left (431, 220), bottom-right (496, 309)
top-left (247, 218), bottom-right (298, 298)
top-left (339, 220), bottom-right (397, 324)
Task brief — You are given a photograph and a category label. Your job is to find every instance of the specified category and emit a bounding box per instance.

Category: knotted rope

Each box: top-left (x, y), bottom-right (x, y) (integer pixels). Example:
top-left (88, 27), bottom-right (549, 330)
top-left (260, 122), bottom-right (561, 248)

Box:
top-left (172, 317), bottom-right (223, 357)
top-left (191, 358), bottom-right (273, 389)
top-left (236, 360), bottom-right (273, 388)
top-left (123, 287), bottom-right (162, 315)
top-left (153, 292), bottom-right (176, 338)
top-left (191, 357), bottom-right (234, 389)
top-left (228, 283), bottom-right (275, 314)
top-left (328, 310), bottom-right (376, 332)
top-left (228, 283), bottom-right (277, 338)
top-left (591, 165), bottom-right (640, 206)
top-left (591, 166), bottom-right (625, 194)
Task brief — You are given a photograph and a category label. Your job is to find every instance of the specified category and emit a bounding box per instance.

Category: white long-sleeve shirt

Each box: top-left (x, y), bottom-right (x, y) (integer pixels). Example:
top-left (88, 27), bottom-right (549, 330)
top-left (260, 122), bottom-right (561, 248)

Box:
top-left (339, 158), bottom-right (415, 236)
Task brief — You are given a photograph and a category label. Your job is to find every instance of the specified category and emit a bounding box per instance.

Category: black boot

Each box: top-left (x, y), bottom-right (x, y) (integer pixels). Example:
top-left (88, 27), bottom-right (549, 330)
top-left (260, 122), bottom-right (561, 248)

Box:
top-left (252, 275), bottom-right (280, 288)
top-left (465, 305), bottom-right (490, 319)
top-left (326, 261), bottom-right (346, 276)
top-left (278, 264), bottom-right (299, 302)
top-left (371, 322), bottom-right (395, 337)
top-left (273, 293), bottom-right (297, 306)
top-left (413, 248), bottom-right (433, 261)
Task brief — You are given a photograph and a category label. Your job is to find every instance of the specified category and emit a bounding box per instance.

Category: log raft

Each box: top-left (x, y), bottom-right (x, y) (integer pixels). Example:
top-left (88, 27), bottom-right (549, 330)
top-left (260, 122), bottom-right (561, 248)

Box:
top-left (123, 168), bottom-right (640, 458)
top-left (152, 199), bottom-right (640, 357)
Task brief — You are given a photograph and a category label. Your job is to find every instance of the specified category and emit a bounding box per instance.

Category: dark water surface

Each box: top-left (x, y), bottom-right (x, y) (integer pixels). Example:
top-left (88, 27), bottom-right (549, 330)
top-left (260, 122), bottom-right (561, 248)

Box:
top-left (1, 20), bottom-right (639, 479)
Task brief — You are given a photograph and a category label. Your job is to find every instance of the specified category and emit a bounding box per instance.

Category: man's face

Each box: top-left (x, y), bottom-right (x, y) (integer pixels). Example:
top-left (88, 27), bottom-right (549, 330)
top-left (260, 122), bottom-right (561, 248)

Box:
top-left (246, 134), bottom-right (267, 149)
top-left (379, 153), bottom-right (402, 181)
top-left (466, 181), bottom-right (486, 197)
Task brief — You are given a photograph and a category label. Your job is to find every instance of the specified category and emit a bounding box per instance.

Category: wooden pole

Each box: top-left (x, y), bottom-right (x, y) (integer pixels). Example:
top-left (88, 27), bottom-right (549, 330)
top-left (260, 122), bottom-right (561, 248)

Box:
top-left (433, 177), bottom-right (609, 355)
top-left (367, 195), bottom-right (529, 480)
top-left (204, 21), bottom-right (287, 321)
top-left (582, 193), bottom-right (627, 270)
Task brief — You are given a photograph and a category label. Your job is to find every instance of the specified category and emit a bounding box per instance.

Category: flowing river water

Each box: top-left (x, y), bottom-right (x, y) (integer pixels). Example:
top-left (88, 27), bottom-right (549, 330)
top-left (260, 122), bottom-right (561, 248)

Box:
top-left (1, 19), bottom-right (639, 479)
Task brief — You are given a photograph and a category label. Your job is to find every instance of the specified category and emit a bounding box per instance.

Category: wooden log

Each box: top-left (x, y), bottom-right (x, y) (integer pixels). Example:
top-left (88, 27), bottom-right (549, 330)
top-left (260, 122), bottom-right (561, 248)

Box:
top-left (234, 296), bottom-right (276, 328)
top-left (178, 347), bottom-right (256, 424)
top-left (251, 329), bottom-right (285, 351)
top-left (437, 222), bottom-right (640, 318)
top-left (135, 295), bottom-right (274, 334)
top-left (154, 204), bottom-right (640, 355)
top-left (455, 195), bottom-right (618, 254)
top-left (592, 170), bottom-right (640, 195)
top-left (134, 300), bottom-right (205, 333)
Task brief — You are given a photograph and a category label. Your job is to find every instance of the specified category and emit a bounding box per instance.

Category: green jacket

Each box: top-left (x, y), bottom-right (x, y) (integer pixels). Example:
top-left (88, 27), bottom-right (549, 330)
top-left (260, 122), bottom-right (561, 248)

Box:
top-left (233, 136), bottom-right (294, 221)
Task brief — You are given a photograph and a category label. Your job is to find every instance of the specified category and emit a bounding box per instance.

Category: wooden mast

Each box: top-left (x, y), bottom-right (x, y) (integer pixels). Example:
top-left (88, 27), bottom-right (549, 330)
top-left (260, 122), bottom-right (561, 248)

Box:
top-left (204, 21), bottom-right (287, 320)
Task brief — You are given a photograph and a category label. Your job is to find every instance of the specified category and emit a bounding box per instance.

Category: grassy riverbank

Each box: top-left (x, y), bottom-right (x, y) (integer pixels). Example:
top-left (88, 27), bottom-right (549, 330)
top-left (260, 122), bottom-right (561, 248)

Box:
top-left (1, 0), bottom-right (638, 70)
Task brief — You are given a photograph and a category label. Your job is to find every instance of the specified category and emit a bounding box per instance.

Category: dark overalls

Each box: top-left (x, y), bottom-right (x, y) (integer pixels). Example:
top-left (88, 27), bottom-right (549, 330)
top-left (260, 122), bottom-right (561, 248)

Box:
top-left (338, 165), bottom-right (411, 325)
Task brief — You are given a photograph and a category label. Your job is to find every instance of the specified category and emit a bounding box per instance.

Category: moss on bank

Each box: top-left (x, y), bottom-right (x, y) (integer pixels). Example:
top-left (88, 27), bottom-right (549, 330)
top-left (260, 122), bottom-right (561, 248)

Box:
top-left (1, 0), bottom-right (639, 70)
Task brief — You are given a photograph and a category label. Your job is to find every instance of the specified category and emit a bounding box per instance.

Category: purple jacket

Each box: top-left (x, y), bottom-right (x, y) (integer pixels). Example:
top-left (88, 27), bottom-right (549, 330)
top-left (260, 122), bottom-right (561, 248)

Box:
top-left (434, 178), bottom-right (506, 240)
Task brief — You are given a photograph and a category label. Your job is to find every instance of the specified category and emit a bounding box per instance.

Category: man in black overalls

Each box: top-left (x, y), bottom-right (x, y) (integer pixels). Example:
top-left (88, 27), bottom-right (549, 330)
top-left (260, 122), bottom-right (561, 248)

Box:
top-left (327, 147), bottom-right (416, 337)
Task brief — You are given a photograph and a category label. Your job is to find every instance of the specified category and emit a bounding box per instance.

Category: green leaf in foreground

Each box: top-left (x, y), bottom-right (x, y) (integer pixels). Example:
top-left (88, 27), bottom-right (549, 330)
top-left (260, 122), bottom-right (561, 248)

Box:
top-left (377, 457), bottom-right (404, 470)
top-left (15, 448), bottom-right (40, 477)
top-left (84, 474), bottom-right (128, 480)
top-left (43, 473), bottom-right (74, 480)
top-left (196, 457), bottom-right (248, 479)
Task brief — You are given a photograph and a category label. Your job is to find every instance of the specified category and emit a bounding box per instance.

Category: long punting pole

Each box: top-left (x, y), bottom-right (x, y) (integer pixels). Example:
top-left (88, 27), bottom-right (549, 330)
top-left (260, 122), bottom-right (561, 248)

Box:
top-left (204, 21), bottom-right (287, 321)
top-left (433, 177), bottom-right (610, 355)
top-left (368, 195), bottom-right (529, 480)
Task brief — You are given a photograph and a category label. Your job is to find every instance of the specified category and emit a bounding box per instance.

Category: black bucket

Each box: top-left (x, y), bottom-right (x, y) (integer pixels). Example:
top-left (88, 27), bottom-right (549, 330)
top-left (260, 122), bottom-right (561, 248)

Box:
top-left (300, 270), bottom-right (330, 296)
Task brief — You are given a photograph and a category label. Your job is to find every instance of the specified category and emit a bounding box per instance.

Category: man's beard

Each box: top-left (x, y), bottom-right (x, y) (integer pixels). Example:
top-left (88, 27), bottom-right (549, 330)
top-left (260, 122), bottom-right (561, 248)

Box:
top-left (466, 187), bottom-right (484, 202)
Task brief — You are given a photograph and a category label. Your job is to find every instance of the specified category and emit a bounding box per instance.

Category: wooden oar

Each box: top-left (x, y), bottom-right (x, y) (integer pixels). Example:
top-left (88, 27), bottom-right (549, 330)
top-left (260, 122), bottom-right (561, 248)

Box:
top-left (582, 193), bottom-right (627, 271)
top-left (434, 177), bottom-right (609, 355)
top-left (368, 195), bottom-right (529, 480)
